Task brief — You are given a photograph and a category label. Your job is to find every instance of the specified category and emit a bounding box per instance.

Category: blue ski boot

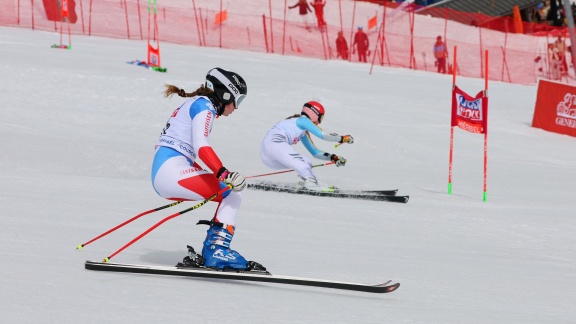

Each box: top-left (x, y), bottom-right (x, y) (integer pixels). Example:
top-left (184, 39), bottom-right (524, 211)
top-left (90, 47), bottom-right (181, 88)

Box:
top-left (201, 222), bottom-right (249, 270)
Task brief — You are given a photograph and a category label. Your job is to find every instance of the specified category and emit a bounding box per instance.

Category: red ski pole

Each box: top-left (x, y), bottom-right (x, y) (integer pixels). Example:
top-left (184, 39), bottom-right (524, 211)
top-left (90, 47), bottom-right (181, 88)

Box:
top-left (246, 162), bottom-right (335, 179)
top-left (76, 200), bottom-right (184, 250)
top-left (102, 186), bottom-right (231, 263)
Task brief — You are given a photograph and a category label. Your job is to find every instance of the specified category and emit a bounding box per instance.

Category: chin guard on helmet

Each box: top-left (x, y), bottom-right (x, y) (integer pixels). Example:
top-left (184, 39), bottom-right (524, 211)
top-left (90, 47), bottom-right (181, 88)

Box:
top-left (205, 67), bottom-right (247, 113)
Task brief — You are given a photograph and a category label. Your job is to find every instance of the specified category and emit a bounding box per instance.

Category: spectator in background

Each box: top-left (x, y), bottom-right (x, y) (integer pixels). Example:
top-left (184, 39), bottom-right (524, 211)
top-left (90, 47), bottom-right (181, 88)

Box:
top-left (336, 31), bottom-right (348, 60)
top-left (529, 2), bottom-right (550, 33)
top-left (554, 35), bottom-right (568, 74)
top-left (542, 0), bottom-right (551, 18)
top-left (289, 0), bottom-right (313, 31)
top-left (522, 2), bottom-right (547, 24)
top-left (548, 42), bottom-right (562, 80)
top-left (534, 2), bottom-right (547, 22)
top-left (433, 35), bottom-right (448, 74)
top-left (310, 0), bottom-right (326, 30)
top-left (352, 26), bottom-right (369, 63)
top-left (547, 0), bottom-right (564, 27)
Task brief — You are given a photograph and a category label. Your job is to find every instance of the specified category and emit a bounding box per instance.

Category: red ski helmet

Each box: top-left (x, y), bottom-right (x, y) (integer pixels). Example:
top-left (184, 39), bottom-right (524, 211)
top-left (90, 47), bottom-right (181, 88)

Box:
top-left (302, 101), bottom-right (325, 123)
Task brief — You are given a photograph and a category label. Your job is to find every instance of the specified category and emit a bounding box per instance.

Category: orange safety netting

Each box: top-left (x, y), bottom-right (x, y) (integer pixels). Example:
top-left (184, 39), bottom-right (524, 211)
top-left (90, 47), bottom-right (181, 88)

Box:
top-left (2, 0), bottom-right (572, 85)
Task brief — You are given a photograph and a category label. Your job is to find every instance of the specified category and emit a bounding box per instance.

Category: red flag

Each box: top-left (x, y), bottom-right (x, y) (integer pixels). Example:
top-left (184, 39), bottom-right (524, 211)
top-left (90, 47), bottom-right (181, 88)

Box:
top-left (451, 86), bottom-right (488, 134)
top-left (61, 0), bottom-right (69, 17)
top-left (215, 10), bottom-right (227, 25)
top-left (147, 44), bottom-right (161, 67)
top-left (368, 15), bottom-right (377, 30)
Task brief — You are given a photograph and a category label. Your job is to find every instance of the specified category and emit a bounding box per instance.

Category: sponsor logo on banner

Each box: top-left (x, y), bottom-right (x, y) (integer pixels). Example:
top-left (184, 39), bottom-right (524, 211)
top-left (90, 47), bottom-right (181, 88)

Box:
top-left (451, 86), bottom-right (487, 134)
top-left (532, 79), bottom-right (576, 137)
top-left (456, 95), bottom-right (482, 120)
top-left (555, 93), bottom-right (576, 128)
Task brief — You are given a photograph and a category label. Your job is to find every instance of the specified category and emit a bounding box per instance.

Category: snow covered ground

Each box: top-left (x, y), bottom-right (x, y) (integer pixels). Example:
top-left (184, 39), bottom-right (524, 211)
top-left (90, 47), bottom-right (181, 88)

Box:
top-left (1, 25), bottom-right (575, 323)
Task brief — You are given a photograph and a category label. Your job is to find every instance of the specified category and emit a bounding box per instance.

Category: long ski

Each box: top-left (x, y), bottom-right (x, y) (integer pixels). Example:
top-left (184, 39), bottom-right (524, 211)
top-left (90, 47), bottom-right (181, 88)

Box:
top-left (246, 182), bottom-right (408, 203)
top-left (248, 181), bottom-right (398, 196)
top-left (85, 261), bottom-right (400, 294)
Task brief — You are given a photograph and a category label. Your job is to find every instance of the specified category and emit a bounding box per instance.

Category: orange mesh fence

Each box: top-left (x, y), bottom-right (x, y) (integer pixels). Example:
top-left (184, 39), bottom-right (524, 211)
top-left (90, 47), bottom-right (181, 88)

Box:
top-left (1, 0), bottom-right (572, 85)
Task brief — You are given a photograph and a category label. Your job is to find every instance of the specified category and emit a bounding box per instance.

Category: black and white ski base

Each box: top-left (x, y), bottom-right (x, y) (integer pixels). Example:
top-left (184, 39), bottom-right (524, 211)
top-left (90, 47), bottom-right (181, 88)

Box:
top-left (85, 260), bottom-right (400, 294)
top-left (247, 181), bottom-right (409, 203)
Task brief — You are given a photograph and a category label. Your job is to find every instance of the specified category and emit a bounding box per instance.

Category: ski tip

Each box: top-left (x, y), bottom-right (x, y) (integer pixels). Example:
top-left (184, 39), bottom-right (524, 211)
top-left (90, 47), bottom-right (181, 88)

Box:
top-left (385, 282), bottom-right (400, 293)
top-left (386, 282), bottom-right (400, 292)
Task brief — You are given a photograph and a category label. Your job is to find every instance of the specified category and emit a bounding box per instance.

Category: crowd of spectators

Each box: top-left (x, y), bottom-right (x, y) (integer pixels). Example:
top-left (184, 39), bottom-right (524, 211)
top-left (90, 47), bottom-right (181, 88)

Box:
top-left (522, 1), bottom-right (576, 27)
top-left (290, 0), bottom-right (575, 69)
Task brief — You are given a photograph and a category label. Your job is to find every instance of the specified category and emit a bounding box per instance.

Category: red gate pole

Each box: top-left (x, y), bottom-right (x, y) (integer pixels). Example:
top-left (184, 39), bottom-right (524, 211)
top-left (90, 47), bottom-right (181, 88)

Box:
top-left (282, 0), bottom-right (287, 55)
top-left (483, 50), bottom-right (489, 202)
top-left (262, 14), bottom-right (269, 53)
top-left (219, 0), bottom-right (223, 48)
top-left (192, 0), bottom-right (202, 46)
top-left (448, 45), bottom-right (458, 195)
top-left (123, 0), bottom-right (130, 39)
top-left (269, 0), bottom-right (274, 53)
top-left (348, 0), bottom-right (356, 62)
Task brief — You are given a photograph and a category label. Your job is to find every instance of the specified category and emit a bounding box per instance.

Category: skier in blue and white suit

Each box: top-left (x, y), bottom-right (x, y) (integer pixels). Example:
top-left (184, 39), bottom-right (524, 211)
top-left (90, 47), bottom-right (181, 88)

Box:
top-left (260, 101), bottom-right (354, 192)
top-left (152, 67), bottom-right (263, 271)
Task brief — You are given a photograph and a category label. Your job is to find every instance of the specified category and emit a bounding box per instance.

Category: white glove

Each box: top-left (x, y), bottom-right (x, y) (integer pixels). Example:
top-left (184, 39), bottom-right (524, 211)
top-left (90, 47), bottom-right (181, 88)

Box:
top-left (330, 154), bottom-right (347, 167)
top-left (219, 170), bottom-right (246, 192)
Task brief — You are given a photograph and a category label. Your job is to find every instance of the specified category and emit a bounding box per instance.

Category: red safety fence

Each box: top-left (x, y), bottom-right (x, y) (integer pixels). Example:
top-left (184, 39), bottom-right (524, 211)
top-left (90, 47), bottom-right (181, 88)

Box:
top-left (1, 0), bottom-right (573, 85)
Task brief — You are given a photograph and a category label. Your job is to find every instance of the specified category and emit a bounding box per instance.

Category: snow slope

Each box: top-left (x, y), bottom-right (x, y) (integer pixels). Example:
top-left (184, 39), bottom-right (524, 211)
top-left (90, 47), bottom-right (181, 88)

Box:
top-left (1, 25), bottom-right (575, 323)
